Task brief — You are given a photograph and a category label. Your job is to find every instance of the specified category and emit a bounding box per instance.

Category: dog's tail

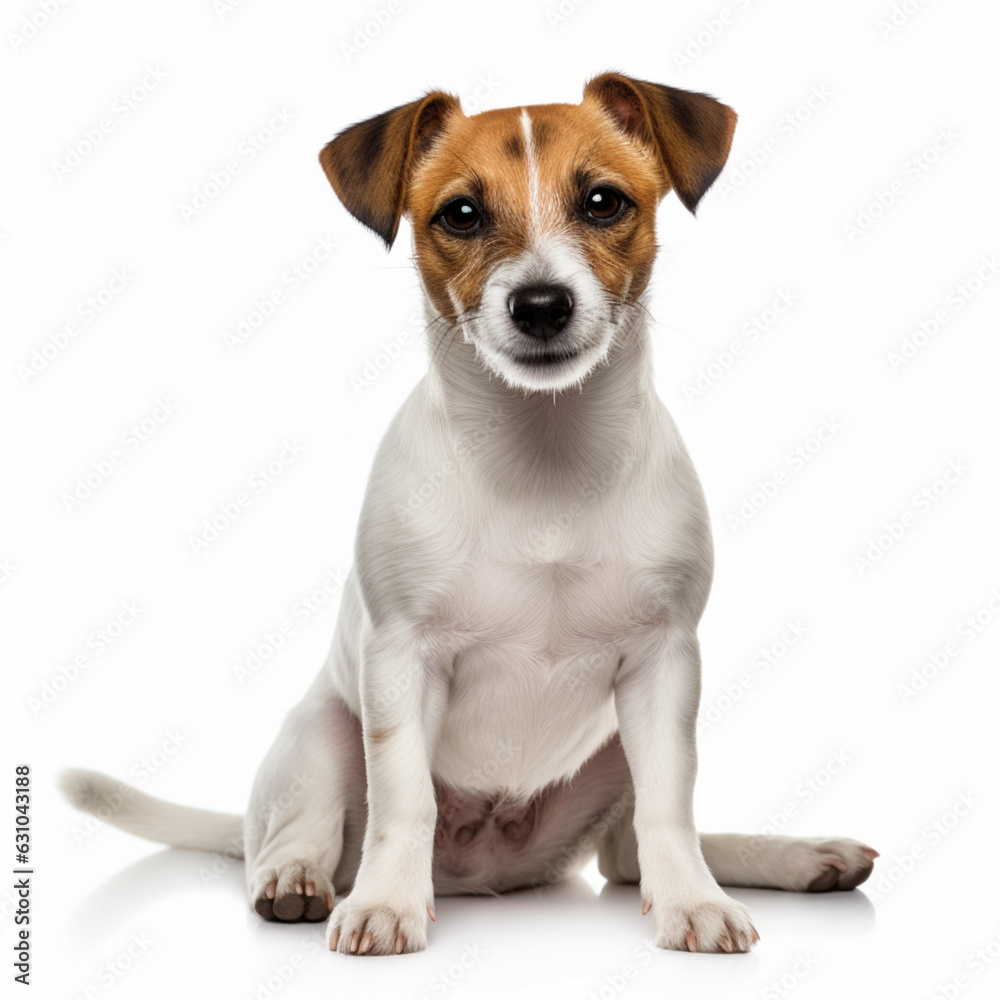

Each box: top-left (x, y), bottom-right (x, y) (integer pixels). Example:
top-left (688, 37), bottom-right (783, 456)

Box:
top-left (59, 768), bottom-right (245, 857)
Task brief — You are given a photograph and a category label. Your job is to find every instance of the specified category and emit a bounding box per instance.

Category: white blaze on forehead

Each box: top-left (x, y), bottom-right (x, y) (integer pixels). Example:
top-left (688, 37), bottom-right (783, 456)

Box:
top-left (520, 108), bottom-right (540, 234)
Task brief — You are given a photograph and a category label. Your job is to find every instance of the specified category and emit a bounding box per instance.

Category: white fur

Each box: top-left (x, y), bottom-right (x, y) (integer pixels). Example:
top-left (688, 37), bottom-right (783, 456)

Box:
top-left (471, 234), bottom-right (620, 391)
top-left (520, 108), bottom-right (540, 233)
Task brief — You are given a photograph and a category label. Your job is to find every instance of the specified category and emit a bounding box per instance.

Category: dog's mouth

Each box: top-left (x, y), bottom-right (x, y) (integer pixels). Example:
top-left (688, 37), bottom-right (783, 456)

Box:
top-left (510, 349), bottom-right (580, 367)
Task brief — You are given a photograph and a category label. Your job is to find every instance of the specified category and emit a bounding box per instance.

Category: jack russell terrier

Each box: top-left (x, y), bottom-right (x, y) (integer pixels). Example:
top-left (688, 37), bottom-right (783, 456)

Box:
top-left (63, 73), bottom-right (877, 956)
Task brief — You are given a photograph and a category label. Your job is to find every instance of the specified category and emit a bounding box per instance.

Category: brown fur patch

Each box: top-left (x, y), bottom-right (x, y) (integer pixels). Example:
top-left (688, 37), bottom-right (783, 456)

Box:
top-left (319, 91), bottom-right (460, 248)
top-left (503, 134), bottom-right (523, 159)
top-left (584, 73), bottom-right (737, 213)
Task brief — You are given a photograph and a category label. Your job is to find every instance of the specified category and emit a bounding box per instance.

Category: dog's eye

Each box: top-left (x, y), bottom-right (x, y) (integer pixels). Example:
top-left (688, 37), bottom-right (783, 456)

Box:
top-left (584, 187), bottom-right (626, 223)
top-left (438, 198), bottom-right (482, 235)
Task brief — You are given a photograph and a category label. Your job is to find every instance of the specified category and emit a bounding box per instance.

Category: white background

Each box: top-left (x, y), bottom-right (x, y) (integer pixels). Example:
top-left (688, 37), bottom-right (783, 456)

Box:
top-left (4, 1), bottom-right (999, 998)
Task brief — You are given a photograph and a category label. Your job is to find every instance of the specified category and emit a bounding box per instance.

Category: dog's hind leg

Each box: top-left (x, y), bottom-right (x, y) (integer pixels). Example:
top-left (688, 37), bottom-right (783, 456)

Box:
top-left (587, 741), bottom-right (878, 893)
top-left (696, 833), bottom-right (878, 892)
top-left (599, 812), bottom-right (877, 893)
top-left (245, 683), bottom-right (365, 923)
top-left (600, 824), bottom-right (877, 892)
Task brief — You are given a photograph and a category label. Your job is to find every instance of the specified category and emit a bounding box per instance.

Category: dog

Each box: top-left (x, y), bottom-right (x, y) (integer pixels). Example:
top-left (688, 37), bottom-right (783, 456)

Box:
top-left (62, 73), bottom-right (877, 956)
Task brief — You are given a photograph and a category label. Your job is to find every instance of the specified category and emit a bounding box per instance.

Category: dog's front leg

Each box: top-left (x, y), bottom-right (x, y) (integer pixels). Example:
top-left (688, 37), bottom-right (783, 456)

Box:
top-left (616, 627), bottom-right (759, 953)
top-left (328, 631), bottom-right (444, 956)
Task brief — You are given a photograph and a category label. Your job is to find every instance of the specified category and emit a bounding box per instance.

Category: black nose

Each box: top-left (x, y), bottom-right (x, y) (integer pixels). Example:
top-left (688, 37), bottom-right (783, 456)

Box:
top-left (508, 285), bottom-right (573, 340)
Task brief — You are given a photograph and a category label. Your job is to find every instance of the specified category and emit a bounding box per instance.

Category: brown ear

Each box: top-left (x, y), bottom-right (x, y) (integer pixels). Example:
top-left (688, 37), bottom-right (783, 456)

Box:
top-left (584, 73), bottom-right (737, 214)
top-left (319, 91), bottom-right (460, 248)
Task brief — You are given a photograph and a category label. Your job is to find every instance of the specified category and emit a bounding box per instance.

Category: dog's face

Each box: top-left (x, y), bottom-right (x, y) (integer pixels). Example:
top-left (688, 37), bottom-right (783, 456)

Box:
top-left (320, 74), bottom-right (736, 391)
top-left (406, 100), bottom-right (661, 392)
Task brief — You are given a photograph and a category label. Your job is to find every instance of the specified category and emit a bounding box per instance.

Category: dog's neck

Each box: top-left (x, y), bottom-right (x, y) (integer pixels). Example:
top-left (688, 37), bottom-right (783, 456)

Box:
top-left (422, 302), bottom-right (658, 497)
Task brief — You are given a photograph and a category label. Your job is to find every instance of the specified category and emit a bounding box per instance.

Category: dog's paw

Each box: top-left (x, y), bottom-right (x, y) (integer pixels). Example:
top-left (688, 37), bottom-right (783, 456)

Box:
top-left (650, 897), bottom-right (758, 953)
top-left (798, 837), bottom-right (879, 892)
top-left (250, 861), bottom-right (334, 922)
top-left (327, 896), bottom-right (431, 956)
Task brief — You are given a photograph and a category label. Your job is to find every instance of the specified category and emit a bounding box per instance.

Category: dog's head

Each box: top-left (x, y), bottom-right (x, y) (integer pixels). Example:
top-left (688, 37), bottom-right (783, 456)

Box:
top-left (320, 73), bottom-right (736, 392)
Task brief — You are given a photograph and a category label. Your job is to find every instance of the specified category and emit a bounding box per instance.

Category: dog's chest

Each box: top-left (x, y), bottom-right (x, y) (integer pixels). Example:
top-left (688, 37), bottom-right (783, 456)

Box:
top-left (384, 404), bottom-right (708, 794)
top-left (449, 552), bottom-right (645, 655)
top-left (427, 545), bottom-right (657, 795)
